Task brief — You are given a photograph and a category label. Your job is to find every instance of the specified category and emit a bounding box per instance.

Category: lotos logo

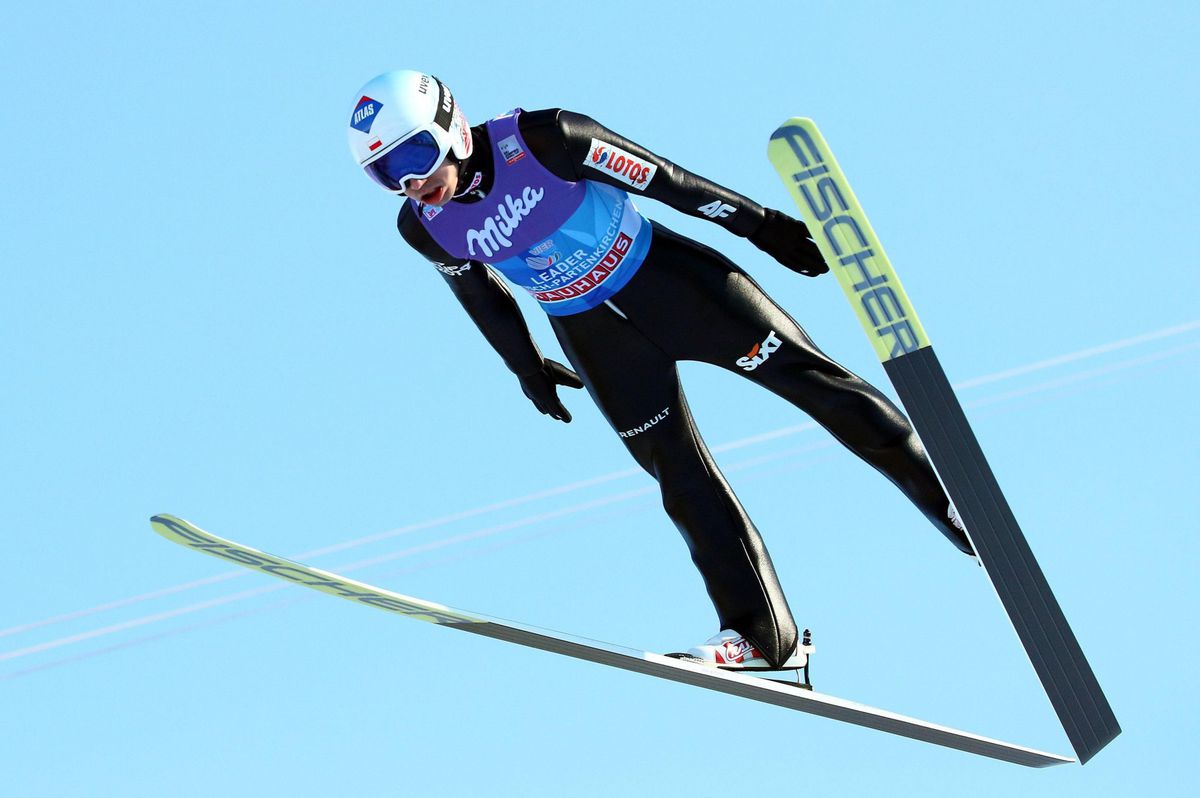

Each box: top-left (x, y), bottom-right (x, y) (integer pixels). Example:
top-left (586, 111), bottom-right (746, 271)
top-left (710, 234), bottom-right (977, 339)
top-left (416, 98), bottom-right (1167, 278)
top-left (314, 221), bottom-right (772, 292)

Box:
top-left (583, 138), bottom-right (658, 190)
top-left (351, 96), bottom-right (382, 134)
top-left (736, 331), bottom-right (783, 371)
top-left (465, 187), bottom-right (546, 258)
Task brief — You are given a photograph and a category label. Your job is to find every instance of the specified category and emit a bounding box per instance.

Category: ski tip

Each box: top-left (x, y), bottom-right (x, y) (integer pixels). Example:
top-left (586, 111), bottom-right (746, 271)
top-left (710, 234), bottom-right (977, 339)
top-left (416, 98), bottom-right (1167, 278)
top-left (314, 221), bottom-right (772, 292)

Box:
top-left (769, 116), bottom-right (816, 137)
top-left (150, 513), bottom-right (191, 539)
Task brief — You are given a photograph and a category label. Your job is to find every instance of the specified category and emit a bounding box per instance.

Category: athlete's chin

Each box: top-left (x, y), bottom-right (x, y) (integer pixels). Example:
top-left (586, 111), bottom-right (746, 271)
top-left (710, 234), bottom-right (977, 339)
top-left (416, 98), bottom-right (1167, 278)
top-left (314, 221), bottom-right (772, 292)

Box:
top-left (421, 185), bottom-right (450, 205)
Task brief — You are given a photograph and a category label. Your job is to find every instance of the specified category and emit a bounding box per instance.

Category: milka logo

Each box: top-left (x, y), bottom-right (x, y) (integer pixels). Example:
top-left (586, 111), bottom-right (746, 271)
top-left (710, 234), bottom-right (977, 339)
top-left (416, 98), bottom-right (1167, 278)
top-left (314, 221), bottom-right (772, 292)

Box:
top-left (465, 187), bottom-right (545, 258)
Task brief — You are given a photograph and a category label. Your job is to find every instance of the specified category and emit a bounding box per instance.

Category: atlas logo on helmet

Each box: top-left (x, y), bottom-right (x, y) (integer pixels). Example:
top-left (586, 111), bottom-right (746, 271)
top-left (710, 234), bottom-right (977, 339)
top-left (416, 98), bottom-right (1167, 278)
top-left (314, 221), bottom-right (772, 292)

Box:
top-left (351, 97), bottom-right (382, 134)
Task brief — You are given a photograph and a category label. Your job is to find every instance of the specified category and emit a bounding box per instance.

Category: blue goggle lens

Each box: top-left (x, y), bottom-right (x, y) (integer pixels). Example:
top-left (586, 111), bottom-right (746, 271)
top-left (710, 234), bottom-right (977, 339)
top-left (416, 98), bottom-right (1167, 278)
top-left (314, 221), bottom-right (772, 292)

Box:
top-left (363, 130), bottom-right (443, 191)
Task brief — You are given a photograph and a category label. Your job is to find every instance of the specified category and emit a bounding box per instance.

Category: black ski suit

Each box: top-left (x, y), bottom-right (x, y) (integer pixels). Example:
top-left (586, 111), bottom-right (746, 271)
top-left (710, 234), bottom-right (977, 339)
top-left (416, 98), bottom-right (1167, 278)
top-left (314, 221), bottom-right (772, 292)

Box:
top-left (397, 109), bottom-right (970, 667)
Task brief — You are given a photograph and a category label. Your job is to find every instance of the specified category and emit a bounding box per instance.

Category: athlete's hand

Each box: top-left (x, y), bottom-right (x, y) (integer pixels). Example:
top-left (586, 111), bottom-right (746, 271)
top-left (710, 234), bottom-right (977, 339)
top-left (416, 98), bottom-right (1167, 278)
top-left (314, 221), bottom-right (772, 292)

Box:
top-left (517, 359), bottom-right (584, 423)
top-left (749, 209), bottom-right (829, 277)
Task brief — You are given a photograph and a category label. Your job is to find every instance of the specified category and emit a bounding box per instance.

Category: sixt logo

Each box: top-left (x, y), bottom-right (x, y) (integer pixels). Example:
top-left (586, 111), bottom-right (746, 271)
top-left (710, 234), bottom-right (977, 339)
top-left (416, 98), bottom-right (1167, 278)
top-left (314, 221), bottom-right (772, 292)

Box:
top-left (770, 124), bottom-right (926, 360)
top-left (737, 330), bottom-right (783, 371)
top-left (351, 96), bottom-right (382, 133)
top-left (584, 138), bottom-right (657, 190)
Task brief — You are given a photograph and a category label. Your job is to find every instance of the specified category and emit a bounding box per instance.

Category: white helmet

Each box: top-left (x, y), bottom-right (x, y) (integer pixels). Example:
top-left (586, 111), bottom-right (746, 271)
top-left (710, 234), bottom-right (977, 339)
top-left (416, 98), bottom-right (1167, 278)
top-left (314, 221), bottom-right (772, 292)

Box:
top-left (347, 70), bottom-right (473, 193)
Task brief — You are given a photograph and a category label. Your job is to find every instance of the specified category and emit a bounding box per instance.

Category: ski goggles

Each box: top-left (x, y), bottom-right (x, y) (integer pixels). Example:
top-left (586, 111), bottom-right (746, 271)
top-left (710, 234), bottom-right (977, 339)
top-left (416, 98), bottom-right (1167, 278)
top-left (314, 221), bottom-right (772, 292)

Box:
top-left (362, 129), bottom-right (448, 193)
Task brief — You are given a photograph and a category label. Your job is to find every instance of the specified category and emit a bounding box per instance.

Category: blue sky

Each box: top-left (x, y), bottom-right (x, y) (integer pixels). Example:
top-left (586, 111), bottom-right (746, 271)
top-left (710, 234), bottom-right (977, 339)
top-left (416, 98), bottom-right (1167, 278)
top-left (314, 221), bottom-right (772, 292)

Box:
top-left (2, 1), bottom-right (1197, 794)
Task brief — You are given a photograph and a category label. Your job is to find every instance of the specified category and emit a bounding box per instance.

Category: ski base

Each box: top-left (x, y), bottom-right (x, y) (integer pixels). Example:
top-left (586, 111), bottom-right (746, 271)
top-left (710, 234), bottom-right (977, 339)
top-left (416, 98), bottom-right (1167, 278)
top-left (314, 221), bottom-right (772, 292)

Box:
top-left (150, 514), bottom-right (1072, 768)
top-left (884, 346), bottom-right (1121, 761)
top-left (766, 117), bottom-right (1120, 763)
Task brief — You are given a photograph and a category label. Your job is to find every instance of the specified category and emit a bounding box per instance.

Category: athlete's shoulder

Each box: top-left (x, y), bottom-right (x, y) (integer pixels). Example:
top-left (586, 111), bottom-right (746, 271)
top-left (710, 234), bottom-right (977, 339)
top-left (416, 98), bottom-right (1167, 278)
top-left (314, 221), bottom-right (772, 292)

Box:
top-left (515, 108), bottom-right (598, 139)
top-left (516, 108), bottom-right (600, 180)
top-left (515, 107), bottom-right (563, 128)
top-left (397, 200), bottom-right (460, 266)
top-left (396, 200), bottom-right (422, 241)
top-left (515, 108), bottom-right (566, 148)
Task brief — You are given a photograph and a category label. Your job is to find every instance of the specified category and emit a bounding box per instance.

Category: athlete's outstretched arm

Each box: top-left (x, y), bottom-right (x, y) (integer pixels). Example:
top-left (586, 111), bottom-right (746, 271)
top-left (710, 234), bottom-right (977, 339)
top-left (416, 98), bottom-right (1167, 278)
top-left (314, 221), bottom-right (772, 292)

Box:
top-left (397, 205), bottom-right (583, 422)
top-left (519, 109), bottom-right (828, 277)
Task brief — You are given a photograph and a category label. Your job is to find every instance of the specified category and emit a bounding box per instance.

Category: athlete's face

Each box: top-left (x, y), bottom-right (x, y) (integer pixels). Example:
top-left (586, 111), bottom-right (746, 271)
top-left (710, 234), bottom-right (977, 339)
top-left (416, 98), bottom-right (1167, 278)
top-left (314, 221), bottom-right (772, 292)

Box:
top-left (403, 158), bottom-right (458, 206)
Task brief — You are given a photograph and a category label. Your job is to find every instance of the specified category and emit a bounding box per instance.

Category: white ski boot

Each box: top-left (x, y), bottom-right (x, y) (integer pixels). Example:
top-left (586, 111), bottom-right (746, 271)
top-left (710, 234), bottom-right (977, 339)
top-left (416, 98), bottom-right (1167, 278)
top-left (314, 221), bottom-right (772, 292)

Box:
top-left (669, 629), bottom-right (814, 671)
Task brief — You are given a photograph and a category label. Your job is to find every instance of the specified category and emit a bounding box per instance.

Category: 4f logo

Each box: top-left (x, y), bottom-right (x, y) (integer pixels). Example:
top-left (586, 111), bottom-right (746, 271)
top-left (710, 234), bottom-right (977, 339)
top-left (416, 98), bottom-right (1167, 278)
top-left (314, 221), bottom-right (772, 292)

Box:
top-left (737, 330), bottom-right (783, 371)
top-left (698, 200), bottom-right (735, 219)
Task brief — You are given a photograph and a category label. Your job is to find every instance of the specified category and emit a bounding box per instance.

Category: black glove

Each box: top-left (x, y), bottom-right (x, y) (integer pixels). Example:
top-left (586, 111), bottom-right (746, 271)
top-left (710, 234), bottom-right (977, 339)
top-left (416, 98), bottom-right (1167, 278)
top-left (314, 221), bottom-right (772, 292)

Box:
top-left (517, 359), bottom-right (584, 422)
top-left (749, 209), bottom-right (829, 277)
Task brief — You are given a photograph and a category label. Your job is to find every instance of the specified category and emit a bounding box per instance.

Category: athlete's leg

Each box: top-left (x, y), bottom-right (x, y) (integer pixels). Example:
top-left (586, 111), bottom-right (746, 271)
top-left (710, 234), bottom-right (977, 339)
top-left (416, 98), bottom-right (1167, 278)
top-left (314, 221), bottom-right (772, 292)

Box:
top-left (550, 304), bottom-right (799, 667)
top-left (615, 223), bottom-right (971, 553)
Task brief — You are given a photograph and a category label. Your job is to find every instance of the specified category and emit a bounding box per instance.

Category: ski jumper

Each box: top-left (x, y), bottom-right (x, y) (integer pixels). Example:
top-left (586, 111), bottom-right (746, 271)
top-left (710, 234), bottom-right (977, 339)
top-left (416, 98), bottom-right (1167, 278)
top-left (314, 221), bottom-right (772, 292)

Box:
top-left (398, 108), bottom-right (965, 667)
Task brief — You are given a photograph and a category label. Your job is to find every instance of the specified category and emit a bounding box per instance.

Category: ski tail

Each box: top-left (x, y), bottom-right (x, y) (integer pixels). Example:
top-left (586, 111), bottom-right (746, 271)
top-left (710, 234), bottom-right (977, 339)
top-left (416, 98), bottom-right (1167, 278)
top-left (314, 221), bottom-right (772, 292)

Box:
top-left (766, 118), bottom-right (1120, 763)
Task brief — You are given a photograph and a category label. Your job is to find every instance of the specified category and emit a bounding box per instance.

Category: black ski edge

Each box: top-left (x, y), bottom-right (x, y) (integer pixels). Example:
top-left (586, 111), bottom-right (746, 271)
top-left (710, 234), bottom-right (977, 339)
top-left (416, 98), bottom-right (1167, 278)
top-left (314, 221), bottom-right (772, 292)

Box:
top-left (884, 347), bottom-right (1121, 762)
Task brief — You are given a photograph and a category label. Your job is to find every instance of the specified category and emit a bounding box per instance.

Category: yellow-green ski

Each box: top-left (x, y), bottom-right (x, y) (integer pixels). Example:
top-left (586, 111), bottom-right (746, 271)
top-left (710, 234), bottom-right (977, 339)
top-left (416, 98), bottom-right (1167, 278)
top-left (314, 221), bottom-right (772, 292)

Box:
top-left (768, 118), bottom-right (929, 363)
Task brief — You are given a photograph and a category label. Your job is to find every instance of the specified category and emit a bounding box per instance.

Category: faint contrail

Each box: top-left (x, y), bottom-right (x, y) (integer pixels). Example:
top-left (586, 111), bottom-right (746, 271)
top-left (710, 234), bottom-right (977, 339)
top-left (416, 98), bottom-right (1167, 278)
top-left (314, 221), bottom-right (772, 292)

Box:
top-left (2, 336), bottom-right (1195, 674)
top-left (0, 441), bottom-right (839, 675)
top-left (0, 584), bottom-right (285, 662)
top-left (0, 501), bottom-right (663, 681)
top-left (0, 572), bottom-right (246, 640)
top-left (965, 342), bottom-right (1200, 408)
top-left (952, 321), bottom-right (1200, 389)
top-left (2, 320), bottom-right (1196, 643)
top-left (0, 486), bottom-right (657, 663)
